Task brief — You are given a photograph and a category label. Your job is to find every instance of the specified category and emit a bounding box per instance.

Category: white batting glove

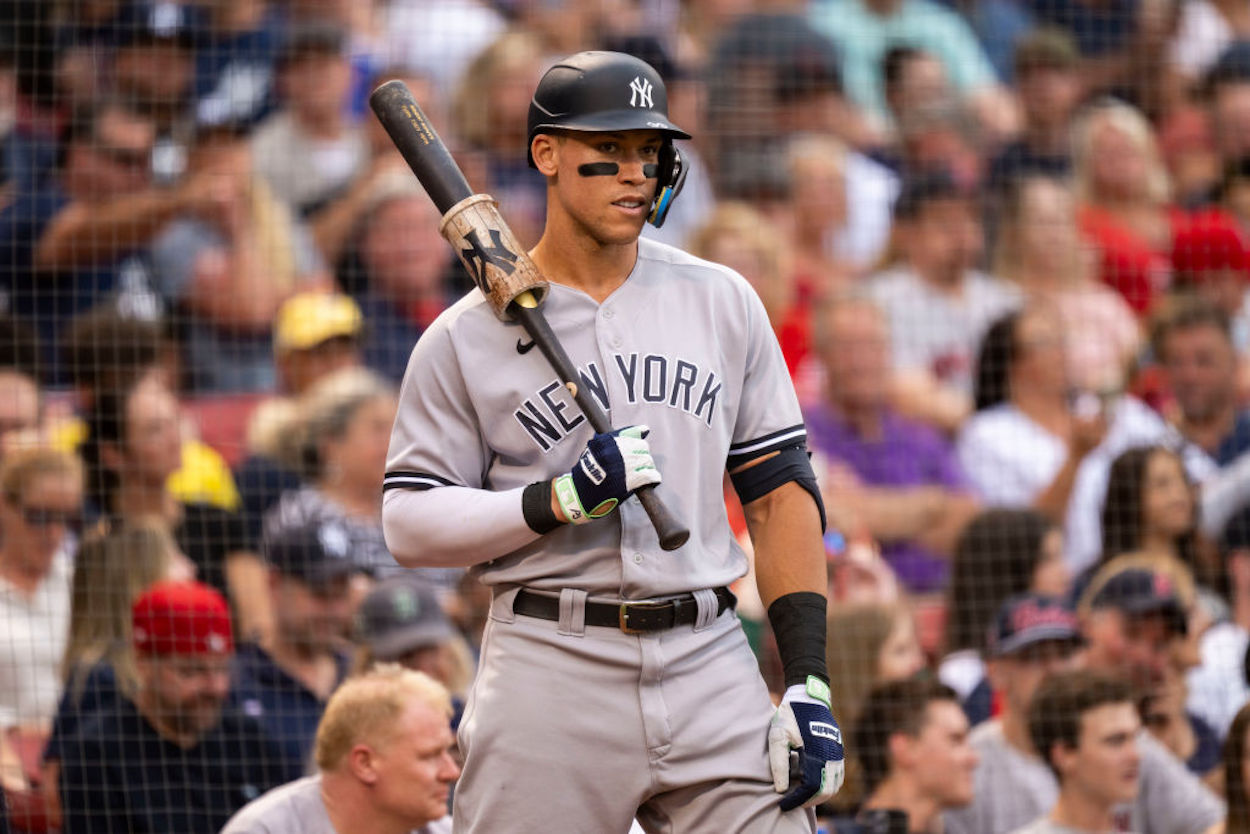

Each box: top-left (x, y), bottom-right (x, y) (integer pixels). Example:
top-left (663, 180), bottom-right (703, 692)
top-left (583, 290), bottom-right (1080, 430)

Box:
top-left (769, 676), bottom-right (845, 810)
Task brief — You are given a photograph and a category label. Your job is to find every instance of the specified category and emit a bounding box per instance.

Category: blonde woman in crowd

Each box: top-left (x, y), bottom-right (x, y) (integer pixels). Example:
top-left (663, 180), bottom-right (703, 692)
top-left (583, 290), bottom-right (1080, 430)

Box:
top-left (0, 447), bottom-right (82, 808)
top-left (995, 174), bottom-right (1141, 395)
top-left (1072, 99), bottom-right (1185, 316)
top-left (825, 603), bottom-right (926, 813)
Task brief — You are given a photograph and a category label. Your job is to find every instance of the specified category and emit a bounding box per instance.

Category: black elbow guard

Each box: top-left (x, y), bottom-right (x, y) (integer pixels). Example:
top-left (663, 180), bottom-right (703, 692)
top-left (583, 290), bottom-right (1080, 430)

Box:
top-left (728, 445), bottom-right (826, 531)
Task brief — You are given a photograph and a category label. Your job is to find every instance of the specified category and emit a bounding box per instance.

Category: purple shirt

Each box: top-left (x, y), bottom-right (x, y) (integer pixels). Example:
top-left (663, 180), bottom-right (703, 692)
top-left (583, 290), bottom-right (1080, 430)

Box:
top-left (805, 403), bottom-right (967, 592)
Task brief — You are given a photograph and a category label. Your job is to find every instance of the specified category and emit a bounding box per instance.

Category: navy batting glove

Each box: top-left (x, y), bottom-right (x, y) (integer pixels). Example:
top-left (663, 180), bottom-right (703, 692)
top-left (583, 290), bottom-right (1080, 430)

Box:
top-left (554, 425), bottom-right (661, 523)
top-left (769, 676), bottom-right (845, 811)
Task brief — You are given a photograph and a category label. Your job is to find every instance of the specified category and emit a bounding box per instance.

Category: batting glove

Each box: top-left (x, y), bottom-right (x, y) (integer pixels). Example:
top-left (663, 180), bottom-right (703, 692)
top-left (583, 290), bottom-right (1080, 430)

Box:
top-left (554, 425), bottom-right (661, 523)
top-left (769, 675), bottom-right (845, 811)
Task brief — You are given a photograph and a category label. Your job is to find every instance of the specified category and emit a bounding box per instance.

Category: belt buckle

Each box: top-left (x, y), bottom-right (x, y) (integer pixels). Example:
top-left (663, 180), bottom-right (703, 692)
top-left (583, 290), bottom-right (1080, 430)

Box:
top-left (619, 601), bottom-right (668, 634)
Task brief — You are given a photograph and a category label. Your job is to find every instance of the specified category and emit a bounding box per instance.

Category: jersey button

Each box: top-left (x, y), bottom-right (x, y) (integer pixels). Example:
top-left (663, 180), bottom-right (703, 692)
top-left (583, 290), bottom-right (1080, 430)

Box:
top-left (632, 552), bottom-right (643, 564)
top-left (611, 337), bottom-right (623, 348)
top-left (603, 308), bottom-right (615, 319)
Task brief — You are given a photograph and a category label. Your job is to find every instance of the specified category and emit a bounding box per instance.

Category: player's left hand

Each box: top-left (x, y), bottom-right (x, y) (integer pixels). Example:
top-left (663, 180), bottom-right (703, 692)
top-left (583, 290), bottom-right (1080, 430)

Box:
top-left (768, 676), bottom-right (845, 811)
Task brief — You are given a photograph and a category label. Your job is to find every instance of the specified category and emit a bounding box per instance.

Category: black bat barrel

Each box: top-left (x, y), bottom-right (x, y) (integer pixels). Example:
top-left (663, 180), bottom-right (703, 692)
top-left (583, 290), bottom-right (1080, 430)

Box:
top-left (369, 80), bottom-right (472, 215)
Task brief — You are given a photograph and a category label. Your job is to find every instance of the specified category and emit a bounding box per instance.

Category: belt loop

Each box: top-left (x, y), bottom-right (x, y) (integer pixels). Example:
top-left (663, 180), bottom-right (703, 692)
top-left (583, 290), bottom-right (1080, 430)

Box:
top-left (558, 588), bottom-right (588, 636)
top-left (489, 587), bottom-right (521, 624)
top-left (692, 588), bottom-right (718, 631)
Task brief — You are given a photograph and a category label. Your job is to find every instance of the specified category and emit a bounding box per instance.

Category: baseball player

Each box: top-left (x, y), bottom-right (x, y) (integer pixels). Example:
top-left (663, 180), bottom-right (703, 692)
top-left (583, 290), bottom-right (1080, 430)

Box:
top-left (382, 51), bottom-right (843, 833)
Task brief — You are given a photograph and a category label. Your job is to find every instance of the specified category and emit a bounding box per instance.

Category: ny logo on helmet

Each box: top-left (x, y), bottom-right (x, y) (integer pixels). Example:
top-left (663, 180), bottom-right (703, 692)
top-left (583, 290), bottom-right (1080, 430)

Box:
top-left (629, 76), bottom-right (653, 109)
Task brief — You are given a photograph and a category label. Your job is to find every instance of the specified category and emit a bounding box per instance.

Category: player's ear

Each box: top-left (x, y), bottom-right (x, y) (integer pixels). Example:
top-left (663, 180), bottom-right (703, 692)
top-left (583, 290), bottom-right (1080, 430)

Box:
top-left (532, 133), bottom-right (560, 177)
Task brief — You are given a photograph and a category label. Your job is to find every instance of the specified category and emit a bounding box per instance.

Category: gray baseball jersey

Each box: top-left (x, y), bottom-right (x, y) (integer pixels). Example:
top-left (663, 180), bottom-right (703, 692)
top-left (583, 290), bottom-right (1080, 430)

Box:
top-left (384, 236), bottom-right (806, 598)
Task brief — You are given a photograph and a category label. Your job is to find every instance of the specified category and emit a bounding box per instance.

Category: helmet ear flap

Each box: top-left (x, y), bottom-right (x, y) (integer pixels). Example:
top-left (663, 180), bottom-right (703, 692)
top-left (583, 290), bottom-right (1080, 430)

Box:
top-left (647, 142), bottom-right (687, 228)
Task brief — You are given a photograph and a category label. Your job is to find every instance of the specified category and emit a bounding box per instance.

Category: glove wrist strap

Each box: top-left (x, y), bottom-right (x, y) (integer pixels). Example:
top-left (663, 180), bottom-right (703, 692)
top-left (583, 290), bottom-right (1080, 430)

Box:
top-left (553, 474), bottom-right (589, 525)
top-left (768, 592), bottom-right (829, 688)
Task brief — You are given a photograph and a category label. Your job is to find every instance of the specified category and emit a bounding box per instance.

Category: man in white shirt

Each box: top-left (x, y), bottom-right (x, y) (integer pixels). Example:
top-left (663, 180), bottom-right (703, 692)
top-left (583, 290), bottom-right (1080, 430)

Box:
top-left (865, 170), bottom-right (1021, 432)
top-left (221, 664), bottom-right (458, 834)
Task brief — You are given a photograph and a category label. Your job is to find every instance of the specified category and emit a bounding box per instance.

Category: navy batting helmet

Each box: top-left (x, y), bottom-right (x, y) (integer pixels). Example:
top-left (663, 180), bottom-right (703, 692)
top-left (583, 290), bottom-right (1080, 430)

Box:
top-left (527, 51), bottom-right (691, 227)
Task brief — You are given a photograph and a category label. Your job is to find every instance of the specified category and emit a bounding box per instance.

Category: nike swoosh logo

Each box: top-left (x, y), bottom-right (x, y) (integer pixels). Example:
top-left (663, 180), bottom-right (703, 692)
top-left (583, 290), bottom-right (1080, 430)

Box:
top-left (516, 338), bottom-right (536, 354)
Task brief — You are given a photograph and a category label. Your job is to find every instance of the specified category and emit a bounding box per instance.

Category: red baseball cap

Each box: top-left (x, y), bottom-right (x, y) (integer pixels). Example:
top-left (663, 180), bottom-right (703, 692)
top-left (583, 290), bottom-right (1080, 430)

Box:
top-left (132, 580), bottom-right (235, 657)
top-left (1172, 211), bottom-right (1250, 278)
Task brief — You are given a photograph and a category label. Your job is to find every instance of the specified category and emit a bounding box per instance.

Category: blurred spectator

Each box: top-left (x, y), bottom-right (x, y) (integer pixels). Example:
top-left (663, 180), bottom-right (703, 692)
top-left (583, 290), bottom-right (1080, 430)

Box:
top-left (0, 99), bottom-right (190, 379)
top-left (382, 0), bottom-right (505, 105)
top-left (1205, 49), bottom-right (1250, 183)
top-left (1072, 99), bottom-right (1183, 315)
top-left (778, 135), bottom-right (859, 296)
top-left (1028, 0), bottom-right (1177, 115)
top-left (149, 118), bottom-right (331, 392)
top-left (262, 368), bottom-right (415, 582)
top-left (58, 308), bottom-right (241, 513)
top-left (687, 202), bottom-right (810, 378)
top-left (1170, 207), bottom-right (1250, 365)
top-left (80, 372), bottom-right (265, 636)
top-left (353, 576), bottom-right (475, 723)
top-left (1169, 0), bottom-right (1250, 89)
top-left (988, 30), bottom-right (1083, 198)
top-left (1098, 446), bottom-right (1204, 579)
top-left (59, 580), bottom-right (285, 833)
top-left (1015, 670), bottom-right (1141, 834)
top-left (0, 448), bottom-right (81, 806)
top-left (941, 509), bottom-right (1071, 723)
top-left (945, 594), bottom-right (1082, 834)
top-left (845, 678), bottom-right (978, 833)
top-left (957, 306), bottom-right (1212, 572)
top-left (221, 665), bottom-right (457, 834)
top-left (824, 602), bottom-right (926, 813)
top-left (451, 30), bottom-right (549, 249)
top-left (42, 521), bottom-right (194, 829)
top-left (995, 176), bottom-right (1140, 394)
top-left (1187, 512), bottom-right (1250, 740)
top-left (865, 170), bottom-right (1021, 432)
top-left (251, 21), bottom-right (368, 218)
top-left (285, 0), bottom-right (387, 121)
top-left (808, 0), bottom-right (1018, 141)
top-left (111, 0), bottom-right (198, 136)
top-left (1218, 702), bottom-right (1250, 832)
top-left (1152, 294), bottom-right (1250, 461)
top-left (232, 292), bottom-right (365, 551)
top-left (231, 516), bottom-right (357, 782)
top-left (335, 173), bottom-right (457, 383)
top-left (883, 47), bottom-right (955, 136)
top-left (807, 293), bottom-right (980, 593)
top-left (192, 0), bottom-right (284, 130)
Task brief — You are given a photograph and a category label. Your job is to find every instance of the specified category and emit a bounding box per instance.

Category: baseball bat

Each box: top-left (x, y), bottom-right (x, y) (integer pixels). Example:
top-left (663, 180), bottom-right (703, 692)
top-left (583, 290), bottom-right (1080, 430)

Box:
top-left (369, 80), bottom-right (690, 551)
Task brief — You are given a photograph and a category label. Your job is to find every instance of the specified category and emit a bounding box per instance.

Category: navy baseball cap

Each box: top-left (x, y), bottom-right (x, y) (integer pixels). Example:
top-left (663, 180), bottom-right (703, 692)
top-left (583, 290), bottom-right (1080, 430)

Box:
top-left (1088, 566), bottom-right (1189, 635)
top-left (990, 593), bottom-right (1081, 657)
top-left (114, 1), bottom-right (198, 50)
top-left (355, 577), bottom-right (454, 661)
top-left (263, 518), bottom-right (359, 588)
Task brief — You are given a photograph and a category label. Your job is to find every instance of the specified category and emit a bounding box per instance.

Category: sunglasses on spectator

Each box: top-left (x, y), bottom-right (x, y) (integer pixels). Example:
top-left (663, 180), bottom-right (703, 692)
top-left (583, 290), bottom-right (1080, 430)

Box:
top-left (19, 505), bottom-right (82, 528)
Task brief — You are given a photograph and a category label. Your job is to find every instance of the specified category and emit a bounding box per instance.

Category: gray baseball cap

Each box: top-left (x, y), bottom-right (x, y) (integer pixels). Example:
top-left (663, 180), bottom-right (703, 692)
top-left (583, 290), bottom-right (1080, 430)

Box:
top-left (356, 577), bottom-right (455, 660)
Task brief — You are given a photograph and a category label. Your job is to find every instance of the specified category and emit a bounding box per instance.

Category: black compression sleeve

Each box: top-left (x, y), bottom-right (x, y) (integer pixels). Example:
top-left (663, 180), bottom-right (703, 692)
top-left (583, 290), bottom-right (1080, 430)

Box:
top-left (522, 481), bottom-right (562, 534)
top-left (768, 591), bottom-right (830, 688)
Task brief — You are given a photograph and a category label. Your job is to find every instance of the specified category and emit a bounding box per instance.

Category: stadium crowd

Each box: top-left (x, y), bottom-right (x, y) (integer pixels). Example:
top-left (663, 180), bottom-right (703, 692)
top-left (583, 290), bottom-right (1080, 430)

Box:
top-left (5, 0), bottom-right (1250, 832)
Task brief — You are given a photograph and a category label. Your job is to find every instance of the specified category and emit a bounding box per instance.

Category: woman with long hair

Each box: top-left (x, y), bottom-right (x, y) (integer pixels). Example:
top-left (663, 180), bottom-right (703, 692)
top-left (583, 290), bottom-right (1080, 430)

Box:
top-left (1072, 99), bottom-right (1186, 315)
top-left (824, 602), bottom-right (926, 812)
top-left (1101, 445), bottom-right (1201, 572)
top-left (995, 174), bottom-right (1141, 393)
top-left (40, 520), bottom-right (192, 829)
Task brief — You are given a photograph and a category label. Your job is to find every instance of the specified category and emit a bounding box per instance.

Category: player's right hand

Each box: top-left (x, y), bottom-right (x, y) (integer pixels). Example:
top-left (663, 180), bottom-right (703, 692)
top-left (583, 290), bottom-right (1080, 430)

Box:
top-left (554, 425), bottom-right (661, 524)
top-left (769, 676), bottom-right (845, 811)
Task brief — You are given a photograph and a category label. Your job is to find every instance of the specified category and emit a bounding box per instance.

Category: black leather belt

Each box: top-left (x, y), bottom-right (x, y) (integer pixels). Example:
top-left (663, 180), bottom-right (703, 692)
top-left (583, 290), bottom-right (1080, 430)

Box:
top-left (513, 587), bottom-right (736, 634)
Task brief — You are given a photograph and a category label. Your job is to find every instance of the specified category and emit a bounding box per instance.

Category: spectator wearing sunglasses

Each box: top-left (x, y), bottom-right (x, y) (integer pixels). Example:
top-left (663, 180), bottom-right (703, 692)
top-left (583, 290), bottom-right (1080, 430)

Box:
top-left (0, 447), bottom-right (83, 800)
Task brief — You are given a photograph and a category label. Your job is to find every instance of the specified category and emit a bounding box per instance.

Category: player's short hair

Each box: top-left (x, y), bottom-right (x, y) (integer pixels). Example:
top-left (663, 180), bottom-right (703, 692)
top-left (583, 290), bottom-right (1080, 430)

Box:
top-left (314, 664), bottom-right (452, 771)
top-left (1027, 668), bottom-right (1135, 780)
top-left (853, 677), bottom-right (958, 794)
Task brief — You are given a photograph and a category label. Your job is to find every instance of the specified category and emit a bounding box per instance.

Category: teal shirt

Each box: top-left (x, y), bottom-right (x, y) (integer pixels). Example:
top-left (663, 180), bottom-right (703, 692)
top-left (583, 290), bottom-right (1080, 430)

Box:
top-left (809, 0), bottom-right (998, 124)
